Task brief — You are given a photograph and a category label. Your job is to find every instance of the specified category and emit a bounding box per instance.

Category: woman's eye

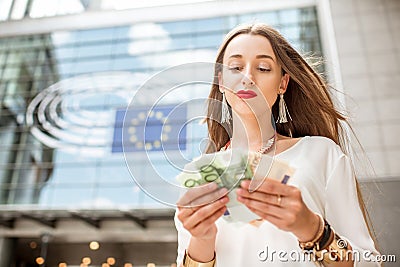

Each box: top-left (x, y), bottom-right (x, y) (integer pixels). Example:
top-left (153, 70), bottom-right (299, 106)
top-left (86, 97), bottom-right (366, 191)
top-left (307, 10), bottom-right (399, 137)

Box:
top-left (228, 66), bottom-right (242, 72)
top-left (258, 67), bottom-right (271, 72)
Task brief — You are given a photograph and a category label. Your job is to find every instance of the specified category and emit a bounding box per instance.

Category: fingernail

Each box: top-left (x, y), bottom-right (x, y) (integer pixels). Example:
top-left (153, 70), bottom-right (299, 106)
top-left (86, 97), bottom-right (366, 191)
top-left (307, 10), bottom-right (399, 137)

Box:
top-left (220, 197), bottom-right (229, 203)
top-left (221, 207), bottom-right (227, 214)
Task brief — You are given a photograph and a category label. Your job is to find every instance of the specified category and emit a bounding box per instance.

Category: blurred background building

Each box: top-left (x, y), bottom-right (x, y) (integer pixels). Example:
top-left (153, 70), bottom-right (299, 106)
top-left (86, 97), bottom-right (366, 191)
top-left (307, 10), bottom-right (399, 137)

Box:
top-left (0, 0), bottom-right (398, 266)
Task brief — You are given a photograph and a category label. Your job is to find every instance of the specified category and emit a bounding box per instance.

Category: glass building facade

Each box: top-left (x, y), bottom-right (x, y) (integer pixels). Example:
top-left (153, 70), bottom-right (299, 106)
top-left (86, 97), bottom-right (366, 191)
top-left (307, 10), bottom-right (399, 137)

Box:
top-left (0, 7), bottom-right (322, 209)
top-left (0, 2), bottom-right (323, 266)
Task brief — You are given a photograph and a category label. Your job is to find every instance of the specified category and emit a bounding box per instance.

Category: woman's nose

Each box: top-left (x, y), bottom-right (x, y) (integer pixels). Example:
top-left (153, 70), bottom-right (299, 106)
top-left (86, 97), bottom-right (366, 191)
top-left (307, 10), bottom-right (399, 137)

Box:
top-left (241, 66), bottom-right (255, 87)
top-left (241, 75), bottom-right (255, 87)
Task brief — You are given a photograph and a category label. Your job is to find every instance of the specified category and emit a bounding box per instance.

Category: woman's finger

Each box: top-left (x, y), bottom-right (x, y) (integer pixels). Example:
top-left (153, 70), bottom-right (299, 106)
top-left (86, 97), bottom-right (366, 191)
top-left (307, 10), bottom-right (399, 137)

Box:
top-left (236, 188), bottom-right (282, 206)
top-left (190, 206), bottom-right (227, 236)
top-left (182, 196), bottom-right (228, 230)
top-left (177, 188), bottom-right (228, 219)
top-left (241, 179), bottom-right (294, 196)
top-left (177, 182), bottom-right (219, 207)
top-left (190, 187), bottom-right (228, 207)
top-left (237, 195), bottom-right (286, 219)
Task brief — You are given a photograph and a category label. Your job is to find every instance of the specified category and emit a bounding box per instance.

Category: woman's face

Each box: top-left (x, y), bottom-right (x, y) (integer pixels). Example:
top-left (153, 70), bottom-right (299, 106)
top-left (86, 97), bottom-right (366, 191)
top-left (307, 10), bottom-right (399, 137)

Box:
top-left (219, 33), bottom-right (289, 119)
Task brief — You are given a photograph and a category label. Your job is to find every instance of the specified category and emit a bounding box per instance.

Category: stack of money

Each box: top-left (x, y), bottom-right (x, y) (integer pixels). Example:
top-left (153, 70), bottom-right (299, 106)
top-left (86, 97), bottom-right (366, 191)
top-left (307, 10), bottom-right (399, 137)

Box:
top-left (176, 149), bottom-right (295, 223)
top-left (176, 148), bottom-right (253, 190)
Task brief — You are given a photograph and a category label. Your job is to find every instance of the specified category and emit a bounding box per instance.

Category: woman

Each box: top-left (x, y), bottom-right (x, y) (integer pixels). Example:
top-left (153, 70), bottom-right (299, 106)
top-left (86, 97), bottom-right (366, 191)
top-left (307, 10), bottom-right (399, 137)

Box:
top-left (175, 23), bottom-right (380, 266)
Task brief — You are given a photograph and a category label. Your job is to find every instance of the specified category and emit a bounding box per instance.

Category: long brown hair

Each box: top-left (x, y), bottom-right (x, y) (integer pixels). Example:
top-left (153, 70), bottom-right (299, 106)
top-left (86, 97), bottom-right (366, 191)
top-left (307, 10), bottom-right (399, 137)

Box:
top-left (205, 23), bottom-right (377, 247)
top-left (206, 23), bottom-right (346, 151)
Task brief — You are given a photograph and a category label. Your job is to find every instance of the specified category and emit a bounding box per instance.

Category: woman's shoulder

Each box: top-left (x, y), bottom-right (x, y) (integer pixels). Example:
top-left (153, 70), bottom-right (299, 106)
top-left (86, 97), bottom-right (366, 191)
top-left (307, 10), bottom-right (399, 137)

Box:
top-left (303, 135), bottom-right (338, 147)
top-left (298, 135), bottom-right (345, 158)
top-left (293, 136), bottom-right (350, 181)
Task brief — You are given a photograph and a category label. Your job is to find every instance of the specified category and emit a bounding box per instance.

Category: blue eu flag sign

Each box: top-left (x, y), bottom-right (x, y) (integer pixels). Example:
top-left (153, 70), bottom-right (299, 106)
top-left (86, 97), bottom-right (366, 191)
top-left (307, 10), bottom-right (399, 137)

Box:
top-left (112, 105), bottom-right (187, 153)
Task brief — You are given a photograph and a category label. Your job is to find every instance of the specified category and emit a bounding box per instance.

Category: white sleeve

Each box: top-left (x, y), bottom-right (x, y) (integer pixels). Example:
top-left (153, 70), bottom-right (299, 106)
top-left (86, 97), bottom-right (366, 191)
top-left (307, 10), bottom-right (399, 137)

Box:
top-left (324, 154), bottom-right (381, 266)
top-left (174, 209), bottom-right (191, 266)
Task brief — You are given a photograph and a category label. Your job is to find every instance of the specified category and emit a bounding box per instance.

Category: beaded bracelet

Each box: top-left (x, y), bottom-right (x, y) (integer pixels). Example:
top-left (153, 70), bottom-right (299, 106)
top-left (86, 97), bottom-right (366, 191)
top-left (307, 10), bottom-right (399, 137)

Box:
top-left (316, 219), bottom-right (333, 251)
top-left (298, 213), bottom-right (325, 251)
top-left (299, 217), bottom-right (350, 263)
top-left (314, 230), bottom-right (350, 263)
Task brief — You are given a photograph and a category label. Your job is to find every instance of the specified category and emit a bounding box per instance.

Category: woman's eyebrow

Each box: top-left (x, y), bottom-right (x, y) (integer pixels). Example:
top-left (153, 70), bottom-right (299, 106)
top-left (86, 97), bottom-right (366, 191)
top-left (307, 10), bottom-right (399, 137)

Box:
top-left (228, 54), bottom-right (242, 59)
top-left (256, 54), bottom-right (275, 62)
top-left (228, 54), bottom-right (275, 62)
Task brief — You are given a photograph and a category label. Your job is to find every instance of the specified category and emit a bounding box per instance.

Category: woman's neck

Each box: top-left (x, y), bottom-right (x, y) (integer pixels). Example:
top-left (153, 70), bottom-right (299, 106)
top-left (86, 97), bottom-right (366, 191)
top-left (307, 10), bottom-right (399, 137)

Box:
top-left (230, 111), bottom-right (276, 151)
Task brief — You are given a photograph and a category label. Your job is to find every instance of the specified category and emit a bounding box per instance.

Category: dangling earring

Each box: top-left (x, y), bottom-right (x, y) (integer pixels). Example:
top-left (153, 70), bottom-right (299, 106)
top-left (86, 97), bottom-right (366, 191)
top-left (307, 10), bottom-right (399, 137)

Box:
top-left (276, 93), bottom-right (292, 123)
top-left (221, 92), bottom-right (231, 124)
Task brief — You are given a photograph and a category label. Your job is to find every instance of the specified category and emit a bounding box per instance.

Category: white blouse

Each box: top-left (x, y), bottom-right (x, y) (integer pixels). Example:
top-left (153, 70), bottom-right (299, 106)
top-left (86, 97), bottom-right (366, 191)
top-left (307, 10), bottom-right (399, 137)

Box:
top-left (175, 136), bottom-right (380, 266)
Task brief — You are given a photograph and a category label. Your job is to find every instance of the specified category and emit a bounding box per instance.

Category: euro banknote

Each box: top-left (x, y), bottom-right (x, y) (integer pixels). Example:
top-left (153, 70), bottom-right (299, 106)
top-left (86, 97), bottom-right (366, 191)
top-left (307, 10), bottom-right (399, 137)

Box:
top-left (176, 149), bottom-right (295, 223)
top-left (176, 148), bottom-right (294, 189)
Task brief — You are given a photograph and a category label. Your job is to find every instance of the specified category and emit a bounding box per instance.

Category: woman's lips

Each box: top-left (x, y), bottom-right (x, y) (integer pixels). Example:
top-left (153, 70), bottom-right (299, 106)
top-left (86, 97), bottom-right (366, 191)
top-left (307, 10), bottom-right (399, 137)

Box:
top-left (236, 90), bottom-right (257, 99)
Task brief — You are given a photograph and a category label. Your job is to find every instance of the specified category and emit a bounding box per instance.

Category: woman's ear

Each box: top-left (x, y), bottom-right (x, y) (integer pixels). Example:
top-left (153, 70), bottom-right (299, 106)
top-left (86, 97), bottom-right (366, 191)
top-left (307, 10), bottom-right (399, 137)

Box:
top-left (218, 71), bottom-right (224, 93)
top-left (279, 73), bottom-right (290, 94)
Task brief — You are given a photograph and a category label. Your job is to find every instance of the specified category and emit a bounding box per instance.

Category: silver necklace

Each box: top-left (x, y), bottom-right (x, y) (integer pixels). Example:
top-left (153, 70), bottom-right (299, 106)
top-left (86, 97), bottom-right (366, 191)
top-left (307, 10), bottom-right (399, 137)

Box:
top-left (258, 134), bottom-right (276, 154)
top-left (222, 134), bottom-right (276, 154)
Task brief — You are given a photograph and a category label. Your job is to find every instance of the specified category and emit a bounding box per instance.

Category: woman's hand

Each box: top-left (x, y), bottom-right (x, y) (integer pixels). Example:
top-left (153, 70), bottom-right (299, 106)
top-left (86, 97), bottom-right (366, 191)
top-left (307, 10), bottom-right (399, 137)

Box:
top-left (236, 179), bottom-right (319, 242)
top-left (177, 182), bottom-right (229, 262)
top-left (176, 182), bottom-right (229, 240)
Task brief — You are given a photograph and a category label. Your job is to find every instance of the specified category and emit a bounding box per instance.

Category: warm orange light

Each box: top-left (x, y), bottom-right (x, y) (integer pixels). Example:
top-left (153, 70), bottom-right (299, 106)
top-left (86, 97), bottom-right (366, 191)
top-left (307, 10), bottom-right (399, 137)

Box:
top-left (89, 241), bottom-right (100, 250)
top-left (124, 264), bottom-right (133, 267)
top-left (29, 241), bottom-right (37, 249)
top-left (36, 257), bottom-right (45, 265)
top-left (147, 263), bottom-right (156, 267)
top-left (107, 257), bottom-right (116, 265)
top-left (82, 257), bottom-right (91, 265)
top-left (58, 263), bottom-right (67, 267)
top-left (80, 264), bottom-right (87, 267)
top-left (102, 264), bottom-right (110, 267)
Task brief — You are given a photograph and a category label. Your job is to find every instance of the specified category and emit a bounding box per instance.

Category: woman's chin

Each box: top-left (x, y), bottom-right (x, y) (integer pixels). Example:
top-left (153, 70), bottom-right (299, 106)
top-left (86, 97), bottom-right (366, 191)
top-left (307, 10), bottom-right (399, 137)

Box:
top-left (231, 108), bottom-right (257, 120)
top-left (231, 105), bottom-right (270, 119)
